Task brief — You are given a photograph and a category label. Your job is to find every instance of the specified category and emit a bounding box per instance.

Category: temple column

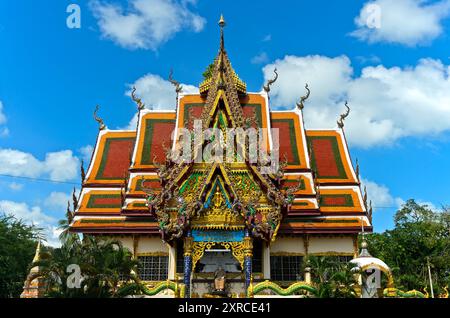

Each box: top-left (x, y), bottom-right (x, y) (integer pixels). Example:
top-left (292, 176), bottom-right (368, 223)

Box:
top-left (166, 243), bottom-right (176, 280)
top-left (183, 232), bottom-right (193, 298)
top-left (243, 230), bottom-right (253, 290)
top-left (262, 243), bottom-right (271, 279)
top-left (304, 265), bottom-right (311, 284)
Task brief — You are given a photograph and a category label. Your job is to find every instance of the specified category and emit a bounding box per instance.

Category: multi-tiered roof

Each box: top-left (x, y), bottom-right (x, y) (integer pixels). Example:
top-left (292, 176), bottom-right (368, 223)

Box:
top-left (70, 17), bottom-right (372, 238)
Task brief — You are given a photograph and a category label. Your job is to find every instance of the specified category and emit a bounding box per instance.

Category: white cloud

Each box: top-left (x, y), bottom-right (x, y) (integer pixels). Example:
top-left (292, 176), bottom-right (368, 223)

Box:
top-left (251, 52), bottom-right (269, 65)
top-left (44, 192), bottom-right (71, 211)
top-left (355, 54), bottom-right (381, 65)
top-left (415, 200), bottom-right (441, 212)
top-left (79, 145), bottom-right (94, 164)
top-left (0, 149), bottom-right (79, 181)
top-left (263, 55), bottom-right (450, 147)
top-left (90, 0), bottom-right (206, 50)
top-left (122, 73), bottom-right (198, 129)
top-left (0, 200), bottom-right (55, 226)
top-left (0, 198), bottom-right (71, 247)
top-left (351, 0), bottom-right (450, 46)
top-left (8, 182), bottom-right (24, 191)
top-left (45, 150), bottom-right (79, 181)
top-left (128, 73), bottom-right (198, 110)
top-left (0, 189), bottom-right (79, 247)
top-left (361, 178), bottom-right (403, 209)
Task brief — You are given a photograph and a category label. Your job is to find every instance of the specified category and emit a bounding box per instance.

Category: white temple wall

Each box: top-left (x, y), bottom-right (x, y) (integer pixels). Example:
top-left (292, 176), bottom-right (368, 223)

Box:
top-left (308, 235), bottom-right (356, 256)
top-left (270, 236), bottom-right (306, 255)
top-left (136, 236), bottom-right (168, 254)
top-left (269, 235), bottom-right (356, 256)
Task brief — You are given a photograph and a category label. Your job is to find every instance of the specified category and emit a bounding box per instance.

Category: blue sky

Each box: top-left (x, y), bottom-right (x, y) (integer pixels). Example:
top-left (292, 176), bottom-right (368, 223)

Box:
top-left (1, 0), bottom-right (450, 245)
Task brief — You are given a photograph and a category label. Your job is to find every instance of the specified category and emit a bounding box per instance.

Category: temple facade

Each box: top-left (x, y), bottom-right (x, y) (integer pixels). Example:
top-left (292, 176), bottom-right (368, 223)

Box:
top-left (69, 16), bottom-right (372, 298)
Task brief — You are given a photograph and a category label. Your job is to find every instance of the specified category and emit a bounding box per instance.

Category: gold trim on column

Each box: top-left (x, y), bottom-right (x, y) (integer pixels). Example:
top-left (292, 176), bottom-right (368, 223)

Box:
top-left (184, 237), bottom-right (193, 257)
top-left (243, 236), bottom-right (253, 258)
top-left (353, 235), bottom-right (358, 258)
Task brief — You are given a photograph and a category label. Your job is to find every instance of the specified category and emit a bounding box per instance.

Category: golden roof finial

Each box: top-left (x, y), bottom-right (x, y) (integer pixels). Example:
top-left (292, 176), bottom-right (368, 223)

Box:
top-left (219, 14), bottom-right (226, 52)
top-left (218, 14), bottom-right (226, 28)
top-left (32, 240), bottom-right (42, 263)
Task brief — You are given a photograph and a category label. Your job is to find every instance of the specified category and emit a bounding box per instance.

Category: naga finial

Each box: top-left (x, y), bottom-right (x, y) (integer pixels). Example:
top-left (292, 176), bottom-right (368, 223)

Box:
top-left (93, 105), bottom-right (106, 130)
top-left (263, 68), bottom-right (278, 93)
top-left (80, 160), bottom-right (86, 183)
top-left (363, 185), bottom-right (368, 208)
top-left (296, 83), bottom-right (310, 110)
top-left (131, 86), bottom-right (145, 110)
top-left (72, 187), bottom-right (78, 212)
top-left (66, 201), bottom-right (72, 222)
top-left (168, 69), bottom-right (183, 94)
top-left (368, 200), bottom-right (373, 222)
top-left (355, 158), bottom-right (360, 182)
top-left (337, 101), bottom-right (350, 129)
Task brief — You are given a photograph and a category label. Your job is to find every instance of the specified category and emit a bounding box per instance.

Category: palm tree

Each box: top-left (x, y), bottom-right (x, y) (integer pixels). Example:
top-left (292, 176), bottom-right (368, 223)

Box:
top-left (305, 256), bottom-right (359, 298)
top-left (79, 236), bottom-right (139, 297)
top-left (57, 202), bottom-right (78, 245)
top-left (31, 236), bottom-right (140, 298)
top-left (30, 240), bottom-right (85, 297)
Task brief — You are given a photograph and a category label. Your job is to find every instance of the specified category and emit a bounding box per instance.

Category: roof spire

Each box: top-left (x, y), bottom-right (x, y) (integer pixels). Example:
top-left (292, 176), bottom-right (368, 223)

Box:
top-left (359, 217), bottom-right (371, 257)
top-left (218, 14), bottom-right (226, 52)
top-left (32, 240), bottom-right (42, 263)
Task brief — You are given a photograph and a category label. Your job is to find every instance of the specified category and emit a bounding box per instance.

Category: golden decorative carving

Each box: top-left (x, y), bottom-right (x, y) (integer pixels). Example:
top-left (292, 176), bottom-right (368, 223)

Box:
top-left (191, 208), bottom-right (244, 230)
top-left (243, 236), bottom-right (253, 257)
top-left (191, 241), bottom-right (246, 270)
top-left (184, 237), bottom-right (193, 257)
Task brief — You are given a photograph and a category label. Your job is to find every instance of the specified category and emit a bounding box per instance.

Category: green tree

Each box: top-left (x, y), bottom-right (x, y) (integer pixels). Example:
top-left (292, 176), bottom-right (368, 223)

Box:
top-left (0, 214), bottom-right (42, 298)
top-left (33, 236), bottom-right (139, 298)
top-left (202, 63), bottom-right (215, 80)
top-left (366, 199), bottom-right (450, 295)
top-left (306, 256), bottom-right (359, 298)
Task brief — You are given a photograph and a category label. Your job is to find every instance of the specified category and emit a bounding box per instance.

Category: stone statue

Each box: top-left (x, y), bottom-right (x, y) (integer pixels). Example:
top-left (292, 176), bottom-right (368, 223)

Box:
top-left (214, 266), bottom-right (226, 291)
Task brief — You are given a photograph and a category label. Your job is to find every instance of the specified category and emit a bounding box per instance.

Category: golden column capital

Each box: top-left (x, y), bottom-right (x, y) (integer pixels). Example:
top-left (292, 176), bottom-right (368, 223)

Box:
top-left (184, 237), bottom-right (194, 257)
top-left (243, 236), bottom-right (253, 258)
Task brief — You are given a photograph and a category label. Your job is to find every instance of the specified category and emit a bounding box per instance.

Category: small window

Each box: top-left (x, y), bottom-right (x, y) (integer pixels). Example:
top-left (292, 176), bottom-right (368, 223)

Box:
top-left (137, 256), bottom-right (168, 281)
top-left (270, 256), bottom-right (303, 281)
top-left (176, 241), bottom-right (185, 274)
top-left (252, 240), bottom-right (263, 273)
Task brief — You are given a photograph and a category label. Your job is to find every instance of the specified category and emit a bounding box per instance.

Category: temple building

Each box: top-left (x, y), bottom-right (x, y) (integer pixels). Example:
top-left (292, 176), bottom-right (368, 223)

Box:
top-left (69, 16), bottom-right (372, 298)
